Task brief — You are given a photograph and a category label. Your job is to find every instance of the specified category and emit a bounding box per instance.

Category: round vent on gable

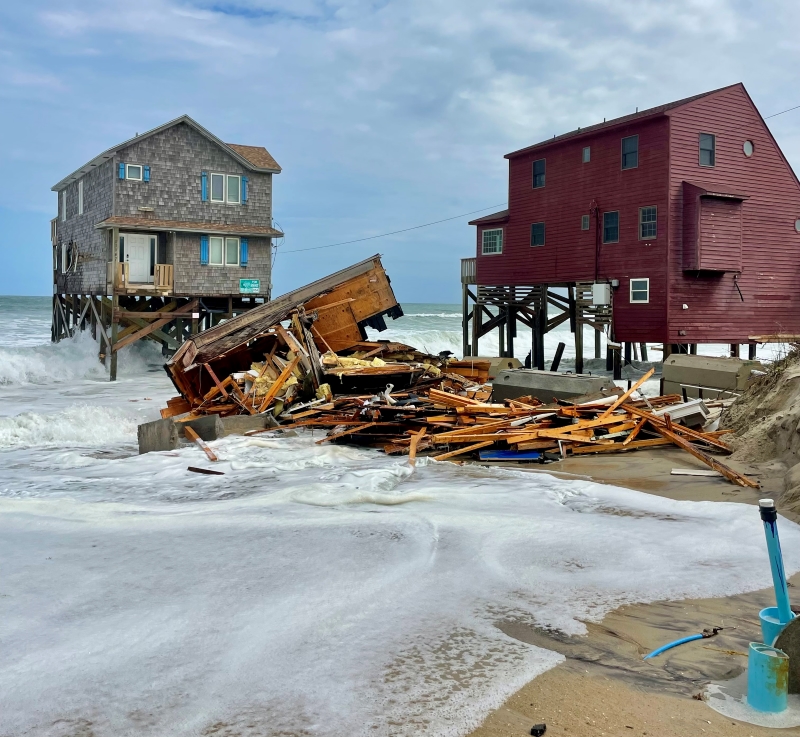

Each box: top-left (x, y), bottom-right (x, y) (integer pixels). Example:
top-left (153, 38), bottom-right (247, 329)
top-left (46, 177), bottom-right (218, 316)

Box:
top-left (743, 140), bottom-right (754, 157)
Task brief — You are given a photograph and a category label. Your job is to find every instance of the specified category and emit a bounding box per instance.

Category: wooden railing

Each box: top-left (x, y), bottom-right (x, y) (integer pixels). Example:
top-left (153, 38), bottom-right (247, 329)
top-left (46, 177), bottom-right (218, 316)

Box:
top-left (461, 257), bottom-right (477, 285)
top-left (115, 262), bottom-right (130, 289)
top-left (154, 264), bottom-right (174, 291)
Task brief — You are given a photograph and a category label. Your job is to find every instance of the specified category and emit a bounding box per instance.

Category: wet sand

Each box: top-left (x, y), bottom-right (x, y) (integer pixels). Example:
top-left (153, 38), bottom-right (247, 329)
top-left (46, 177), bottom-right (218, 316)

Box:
top-left (469, 448), bottom-right (796, 736)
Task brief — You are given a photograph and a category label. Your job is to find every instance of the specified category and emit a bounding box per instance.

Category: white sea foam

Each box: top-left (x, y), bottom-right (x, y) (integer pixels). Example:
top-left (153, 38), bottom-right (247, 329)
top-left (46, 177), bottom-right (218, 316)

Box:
top-left (0, 297), bottom-right (795, 736)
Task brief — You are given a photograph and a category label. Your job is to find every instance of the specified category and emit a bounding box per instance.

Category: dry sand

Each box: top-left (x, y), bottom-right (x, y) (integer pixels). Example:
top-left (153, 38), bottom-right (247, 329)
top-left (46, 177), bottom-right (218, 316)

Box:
top-left (467, 449), bottom-right (798, 736)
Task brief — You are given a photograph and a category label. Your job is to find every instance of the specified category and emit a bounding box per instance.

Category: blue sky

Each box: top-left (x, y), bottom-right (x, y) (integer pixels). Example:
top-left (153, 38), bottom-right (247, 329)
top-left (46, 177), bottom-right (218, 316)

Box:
top-left (1, 0), bottom-right (799, 301)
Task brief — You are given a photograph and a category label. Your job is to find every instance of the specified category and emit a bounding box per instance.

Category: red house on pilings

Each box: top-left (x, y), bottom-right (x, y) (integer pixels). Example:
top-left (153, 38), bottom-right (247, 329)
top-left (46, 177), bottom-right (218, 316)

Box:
top-left (463, 83), bottom-right (800, 373)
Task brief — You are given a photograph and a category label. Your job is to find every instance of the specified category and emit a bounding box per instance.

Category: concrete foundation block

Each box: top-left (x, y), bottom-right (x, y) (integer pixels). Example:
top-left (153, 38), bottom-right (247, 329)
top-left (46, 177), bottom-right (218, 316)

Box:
top-left (181, 415), bottom-right (224, 441)
top-left (492, 369), bottom-right (616, 403)
top-left (218, 413), bottom-right (279, 437)
top-left (138, 418), bottom-right (180, 454)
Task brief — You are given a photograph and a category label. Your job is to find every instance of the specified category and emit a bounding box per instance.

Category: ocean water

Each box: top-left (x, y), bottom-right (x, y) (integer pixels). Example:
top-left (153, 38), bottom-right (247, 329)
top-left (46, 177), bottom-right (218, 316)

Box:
top-left (1, 296), bottom-right (797, 737)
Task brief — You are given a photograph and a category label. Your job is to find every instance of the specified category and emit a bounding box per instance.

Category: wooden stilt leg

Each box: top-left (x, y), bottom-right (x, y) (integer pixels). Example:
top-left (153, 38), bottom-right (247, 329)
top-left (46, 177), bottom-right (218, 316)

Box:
top-left (730, 343), bottom-right (740, 358)
top-left (624, 342), bottom-right (632, 367)
top-left (595, 328), bottom-right (602, 360)
top-left (633, 342), bottom-right (639, 361)
top-left (640, 342), bottom-right (648, 361)
top-left (506, 306), bottom-right (515, 358)
top-left (749, 343), bottom-right (757, 360)
top-left (109, 294), bottom-right (119, 381)
top-left (575, 321), bottom-right (584, 375)
top-left (471, 303), bottom-right (480, 359)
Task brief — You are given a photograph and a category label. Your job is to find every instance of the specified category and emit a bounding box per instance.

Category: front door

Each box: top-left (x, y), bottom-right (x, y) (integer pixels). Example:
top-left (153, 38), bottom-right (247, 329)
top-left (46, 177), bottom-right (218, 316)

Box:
top-left (124, 233), bottom-right (152, 283)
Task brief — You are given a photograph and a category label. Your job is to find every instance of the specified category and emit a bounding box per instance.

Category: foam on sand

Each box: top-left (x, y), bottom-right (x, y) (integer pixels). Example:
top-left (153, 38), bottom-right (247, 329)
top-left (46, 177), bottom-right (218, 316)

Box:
top-left (2, 432), bottom-right (800, 736)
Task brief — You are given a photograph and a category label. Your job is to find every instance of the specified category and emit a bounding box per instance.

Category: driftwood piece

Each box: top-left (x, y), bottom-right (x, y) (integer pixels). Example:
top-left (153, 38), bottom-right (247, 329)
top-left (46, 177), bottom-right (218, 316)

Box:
top-left (184, 426), bottom-right (218, 462)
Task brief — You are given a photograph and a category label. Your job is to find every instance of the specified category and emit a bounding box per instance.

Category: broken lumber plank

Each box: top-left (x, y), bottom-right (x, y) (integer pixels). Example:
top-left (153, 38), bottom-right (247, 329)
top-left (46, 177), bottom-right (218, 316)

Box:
top-left (671, 468), bottom-right (723, 477)
top-left (512, 439), bottom-right (559, 451)
top-left (160, 397), bottom-right (192, 419)
top-left (625, 405), bottom-right (732, 454)
top-left (622, 418), bottom-right (647, 446)
top-left (316, 422), bottom-right (379, 444)
top-left (567, 438), bottom-right (672, 454)
top-left (599, 367), bottom-right (655, 418)
top-left (258, 355), bottom-right (302, 412)
top-left (203, 375), bottom-right (234, 402)
top-left (408, 428), bottom-right (427, 466)
top-left (652, 424), bottom-right (758, 488)
top-left (184, 426), bottom-right (218, 462)
top-left (204, 363), bottom-right (229, 399)
top-left (431, 441), bottom-right (494, 461)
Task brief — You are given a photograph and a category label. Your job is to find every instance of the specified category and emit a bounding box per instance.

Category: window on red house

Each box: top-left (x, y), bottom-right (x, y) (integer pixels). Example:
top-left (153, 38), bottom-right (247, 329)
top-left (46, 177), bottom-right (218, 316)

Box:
top-left (621, 136), bottom-right (638, 170)
top-left (532, 159), bottom-right (546, 188)
top-left (603, 212), bottom-right (619, 243)
top-left (639, 206), bottom-right (657, 239)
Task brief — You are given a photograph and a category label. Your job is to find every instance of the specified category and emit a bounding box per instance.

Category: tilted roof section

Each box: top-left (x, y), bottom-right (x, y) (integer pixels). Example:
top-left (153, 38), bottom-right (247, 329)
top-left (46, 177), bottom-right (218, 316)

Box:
top-left (95, 216), bottom-right (283, 237)
top-left (505, 83), bottom-right (742, 159)
top-left (52, 115), bottom-right (281, 191)
top-left (468, 209), bottom-right (509, 225)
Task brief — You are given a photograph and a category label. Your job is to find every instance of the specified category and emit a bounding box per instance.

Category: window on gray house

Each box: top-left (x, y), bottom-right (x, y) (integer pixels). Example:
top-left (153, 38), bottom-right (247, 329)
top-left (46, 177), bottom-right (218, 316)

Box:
top-left (700, 133), bottom-right (716, 166)
top-left (530, 222), bottom-right (545, 247)
top-left (125, 164), bottom-right (142, 181)
top-left (639, 206), bottom-right (657, 239)
top-left (621, 135), bottom-right (638, 170)
top-left (532, 159), bottom-right (546, 188)
top-left (211, 173), bottom-right (225, 202)
top-left (603, 211), bottom-right (619, 243)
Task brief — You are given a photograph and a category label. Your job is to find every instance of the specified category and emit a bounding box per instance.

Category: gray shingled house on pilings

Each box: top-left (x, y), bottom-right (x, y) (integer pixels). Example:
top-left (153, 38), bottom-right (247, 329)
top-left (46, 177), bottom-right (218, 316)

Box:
top-left (51, 115), bottom-right (283, 379)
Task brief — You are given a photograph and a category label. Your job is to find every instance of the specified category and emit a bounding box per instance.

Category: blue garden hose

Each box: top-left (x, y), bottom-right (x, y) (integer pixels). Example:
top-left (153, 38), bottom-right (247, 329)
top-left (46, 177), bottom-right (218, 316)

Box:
top-left (643, 627), bottom-right (722, 660)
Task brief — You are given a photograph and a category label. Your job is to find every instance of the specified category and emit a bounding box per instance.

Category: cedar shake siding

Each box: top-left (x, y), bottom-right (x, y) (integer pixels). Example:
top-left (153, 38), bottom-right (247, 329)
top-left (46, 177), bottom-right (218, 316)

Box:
top-left (474, 83), bottom-right (800, 344)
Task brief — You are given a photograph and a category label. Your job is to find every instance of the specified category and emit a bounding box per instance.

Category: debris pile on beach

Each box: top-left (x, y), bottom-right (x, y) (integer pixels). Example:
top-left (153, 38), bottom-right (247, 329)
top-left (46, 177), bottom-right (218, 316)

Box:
top-left (244, 366), bottom-right (757, 487)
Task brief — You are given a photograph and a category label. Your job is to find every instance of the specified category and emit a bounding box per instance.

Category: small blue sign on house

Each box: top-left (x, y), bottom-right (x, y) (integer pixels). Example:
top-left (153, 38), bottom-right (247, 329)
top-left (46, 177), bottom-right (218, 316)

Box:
top-left (239, 279), bottom-right (260, 294)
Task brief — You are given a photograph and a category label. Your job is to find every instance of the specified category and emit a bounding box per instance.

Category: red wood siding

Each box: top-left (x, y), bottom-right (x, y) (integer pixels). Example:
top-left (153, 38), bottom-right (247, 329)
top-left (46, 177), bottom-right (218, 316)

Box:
top-left (667, 84), bottom-right (800, 342)
top-left (698, 197), bottom-right (742, 271)
top-left (476, 117), bottom-right (670, 341)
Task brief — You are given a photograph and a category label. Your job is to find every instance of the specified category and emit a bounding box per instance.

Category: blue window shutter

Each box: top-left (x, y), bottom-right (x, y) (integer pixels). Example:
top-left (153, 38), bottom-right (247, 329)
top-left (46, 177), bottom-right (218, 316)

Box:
top-left (143, 165), bottom-right (150, 182)
top-left (240, 238), bottom-right (248, 266)
top-left (201, 171), bottom-right (208, 201)
top-left (200, 235), bottom-right (209, 265)
top-left (241, 176), bottom-right (248, 203)
top-left (118, 162), bottom-right (125, 179)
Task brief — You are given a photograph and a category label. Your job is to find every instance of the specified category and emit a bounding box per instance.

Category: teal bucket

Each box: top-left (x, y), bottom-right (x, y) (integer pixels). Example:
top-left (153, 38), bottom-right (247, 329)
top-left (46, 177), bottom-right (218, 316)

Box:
top-left (747, 642), bottom-right (789, 713)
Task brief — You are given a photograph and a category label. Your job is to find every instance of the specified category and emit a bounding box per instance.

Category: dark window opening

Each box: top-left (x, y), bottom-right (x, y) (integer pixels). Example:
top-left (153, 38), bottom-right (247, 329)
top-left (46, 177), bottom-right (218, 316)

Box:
top-left (532, 159), bottom-right (546, 188)
top-left (603, 211), bottom-right (619, 243)
top-left (621, 135), bottom-right (638, 170)
top-left (530, 222), bottom-right (545, 247)
top-left (700, 133), bottom-right (716, 166)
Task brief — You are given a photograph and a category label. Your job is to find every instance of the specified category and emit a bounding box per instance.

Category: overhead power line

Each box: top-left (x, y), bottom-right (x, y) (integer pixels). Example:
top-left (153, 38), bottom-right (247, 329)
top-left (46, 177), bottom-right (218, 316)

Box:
top-left (765, 103), bottom-right (800, 119)
top-left (279, 203), bottom-right (508, 254)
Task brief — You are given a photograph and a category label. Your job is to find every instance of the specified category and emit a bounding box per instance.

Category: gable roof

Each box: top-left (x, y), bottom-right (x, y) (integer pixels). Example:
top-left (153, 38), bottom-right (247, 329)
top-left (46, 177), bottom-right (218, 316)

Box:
top-left (52, 115), bottom-right (281, 191)
top-left (505, 83), bottom-right (742, 159)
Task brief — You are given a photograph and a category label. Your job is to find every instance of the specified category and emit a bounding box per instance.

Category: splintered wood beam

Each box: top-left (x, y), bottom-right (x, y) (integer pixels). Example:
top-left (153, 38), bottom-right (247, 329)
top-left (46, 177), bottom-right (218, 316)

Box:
top-left (625, 405), bottom-right (732, 454)
top-left (407, 428), bottom-right (427, 465)
top-left (622, 418), bottom-right (647, 446)
top-left (599, 367), bottom-right (655, 418)
top-left (316, 422), bottom-right (379, 445)
top-left (204, 363), bottom-right (229, 399)
top-left (184, 426), bottom-right (218, 462)
top-left (651, 424), bottom-right (758, 488)
top-left (431, 441), bottom-right (494, 462)
top-left (566, 438), bottom-right (671, 454)
top-left (258, 355), bottom-right (301, 412)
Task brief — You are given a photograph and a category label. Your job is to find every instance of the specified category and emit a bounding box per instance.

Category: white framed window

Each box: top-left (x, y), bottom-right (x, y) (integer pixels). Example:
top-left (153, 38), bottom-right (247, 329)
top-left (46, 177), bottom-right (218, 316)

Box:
top-left (639, 206), bottom-right (657, 239)
top-left (581, 214), bottom-right (590, 231)
top-left (481, 228), bottom-right (503, 255)
top-left (61, 191), bottom-right (66, 222)
top-left (582, 146), bottom-right (590, 163)
top-left (630, 278), bottom-right (649, 303)
top-left (78, 180), bottom-right (84, 215)
top-left (210, 173), bottom-right (241, 204)
top-left (126, 164), bottom-right (143, 181)
top-left (209, 236), bottom-right (240, 266)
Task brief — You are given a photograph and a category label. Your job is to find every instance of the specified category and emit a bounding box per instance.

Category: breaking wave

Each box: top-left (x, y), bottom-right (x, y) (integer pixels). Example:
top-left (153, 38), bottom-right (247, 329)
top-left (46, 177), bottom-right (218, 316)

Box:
top-left (0, 404), bottom-right (139, 449)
